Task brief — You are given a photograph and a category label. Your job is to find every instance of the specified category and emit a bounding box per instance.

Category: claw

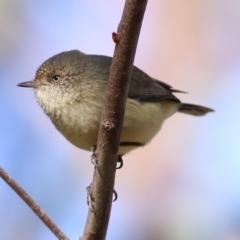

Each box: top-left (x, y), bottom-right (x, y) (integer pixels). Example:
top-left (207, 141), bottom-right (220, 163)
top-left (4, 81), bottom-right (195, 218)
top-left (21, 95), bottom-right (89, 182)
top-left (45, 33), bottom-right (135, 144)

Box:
top-left (91, 155), bottom-right (98, 167)
top-left (86, 184), bottom-right (94, 212)
top-left (113, 189), bottom-right (118, 202)
top-left (116, 155), bottom-right (123, 169)
top-left (90, 145), bottom-right (98, 167)
top-left (87, 194), bottom-right (94, 212)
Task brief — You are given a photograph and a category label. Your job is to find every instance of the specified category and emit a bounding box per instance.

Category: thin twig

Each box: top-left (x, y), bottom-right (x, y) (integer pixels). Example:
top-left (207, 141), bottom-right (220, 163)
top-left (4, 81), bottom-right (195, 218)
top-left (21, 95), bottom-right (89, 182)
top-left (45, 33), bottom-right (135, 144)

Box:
top-left (0, 166), bottom-right (69, 240)
top-left (81, 1), bottom-right (148, 240)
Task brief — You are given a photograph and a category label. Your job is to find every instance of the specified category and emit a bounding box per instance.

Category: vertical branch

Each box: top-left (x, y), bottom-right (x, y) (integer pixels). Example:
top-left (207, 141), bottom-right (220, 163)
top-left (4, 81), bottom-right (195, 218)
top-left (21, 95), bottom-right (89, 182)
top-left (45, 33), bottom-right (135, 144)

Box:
top-left (81, 0), bottom-right (148, 240)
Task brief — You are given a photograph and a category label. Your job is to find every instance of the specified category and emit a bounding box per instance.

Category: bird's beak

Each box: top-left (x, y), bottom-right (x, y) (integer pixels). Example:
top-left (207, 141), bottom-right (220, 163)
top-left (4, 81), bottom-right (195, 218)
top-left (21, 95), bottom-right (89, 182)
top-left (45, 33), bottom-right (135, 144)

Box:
top-left (17, 80), bottom-right (40, 88)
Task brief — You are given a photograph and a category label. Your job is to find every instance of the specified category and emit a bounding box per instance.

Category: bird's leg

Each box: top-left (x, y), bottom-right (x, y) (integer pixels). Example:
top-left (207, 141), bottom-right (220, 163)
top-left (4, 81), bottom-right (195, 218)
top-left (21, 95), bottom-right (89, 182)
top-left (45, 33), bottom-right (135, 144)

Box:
top-left (92, 146), bottom-right (123, 169)
top-left (88, 146), bottom-right (118, 206)
top-left (117, 142), bottom-right (143, 169)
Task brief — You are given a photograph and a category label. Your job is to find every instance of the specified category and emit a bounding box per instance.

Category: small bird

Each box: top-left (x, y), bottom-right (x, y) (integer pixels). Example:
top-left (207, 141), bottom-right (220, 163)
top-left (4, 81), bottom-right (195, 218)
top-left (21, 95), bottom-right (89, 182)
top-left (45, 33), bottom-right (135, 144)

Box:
top-left (18, 50), bottom-right (214, 156)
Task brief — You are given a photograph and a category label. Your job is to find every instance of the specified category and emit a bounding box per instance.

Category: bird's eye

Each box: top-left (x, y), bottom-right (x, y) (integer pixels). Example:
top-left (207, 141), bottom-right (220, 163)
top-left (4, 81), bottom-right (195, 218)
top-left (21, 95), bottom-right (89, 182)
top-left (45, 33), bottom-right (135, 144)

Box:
top-left (52, 75), bottom-right (60, 82)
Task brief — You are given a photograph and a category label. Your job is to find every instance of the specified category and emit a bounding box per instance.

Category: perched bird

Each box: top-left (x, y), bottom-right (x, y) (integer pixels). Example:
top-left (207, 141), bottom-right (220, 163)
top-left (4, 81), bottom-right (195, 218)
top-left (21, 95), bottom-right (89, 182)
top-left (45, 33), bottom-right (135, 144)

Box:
top-left (18, 50), bottom-right (214, 156)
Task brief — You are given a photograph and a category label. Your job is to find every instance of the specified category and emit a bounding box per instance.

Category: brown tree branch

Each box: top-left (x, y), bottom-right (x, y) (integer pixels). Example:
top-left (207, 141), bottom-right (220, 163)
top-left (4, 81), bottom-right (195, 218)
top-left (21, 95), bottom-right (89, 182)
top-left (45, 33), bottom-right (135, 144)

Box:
top-left (81, 1), bottom-right (148, 240)
top-left (0, 166), bottom-right (69, 240)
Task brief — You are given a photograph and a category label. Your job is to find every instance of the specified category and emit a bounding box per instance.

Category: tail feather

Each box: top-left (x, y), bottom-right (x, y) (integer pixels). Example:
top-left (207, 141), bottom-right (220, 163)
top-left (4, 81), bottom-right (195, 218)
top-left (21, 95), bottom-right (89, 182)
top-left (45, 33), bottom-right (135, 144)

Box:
top-left (178, 103), bottom-right (214, 116)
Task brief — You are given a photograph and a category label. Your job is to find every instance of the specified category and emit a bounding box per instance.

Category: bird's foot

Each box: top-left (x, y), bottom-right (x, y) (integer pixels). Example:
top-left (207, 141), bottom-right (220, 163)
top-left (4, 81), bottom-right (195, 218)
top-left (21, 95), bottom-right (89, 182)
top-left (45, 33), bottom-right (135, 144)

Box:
top-left (86, 184), bottom-right (118, 210)
top-left (86, 184), bottom-right (94, 212)
top-left (116, 155), bottom-right (123, 169)
top-left (90, 145), bottom-right (98, 167)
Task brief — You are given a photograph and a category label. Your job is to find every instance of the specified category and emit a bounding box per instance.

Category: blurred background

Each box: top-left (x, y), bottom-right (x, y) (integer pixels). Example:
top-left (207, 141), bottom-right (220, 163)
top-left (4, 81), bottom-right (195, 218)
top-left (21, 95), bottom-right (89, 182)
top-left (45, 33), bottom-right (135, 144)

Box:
top-left (0, 0), bottom-right (240, 239)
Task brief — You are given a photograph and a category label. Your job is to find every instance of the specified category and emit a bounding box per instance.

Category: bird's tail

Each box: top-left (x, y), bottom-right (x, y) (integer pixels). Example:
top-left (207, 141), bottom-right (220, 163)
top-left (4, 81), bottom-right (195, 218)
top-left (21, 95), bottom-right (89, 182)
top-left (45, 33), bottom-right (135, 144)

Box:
top-left (178, 103), bottom-right (214, 116)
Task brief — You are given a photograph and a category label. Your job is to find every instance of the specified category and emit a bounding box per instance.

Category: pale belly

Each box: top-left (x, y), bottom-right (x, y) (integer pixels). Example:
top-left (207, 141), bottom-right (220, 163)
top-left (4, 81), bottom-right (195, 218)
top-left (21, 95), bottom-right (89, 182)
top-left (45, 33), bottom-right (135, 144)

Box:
top-left (55, 99), bottom-right (180, 155)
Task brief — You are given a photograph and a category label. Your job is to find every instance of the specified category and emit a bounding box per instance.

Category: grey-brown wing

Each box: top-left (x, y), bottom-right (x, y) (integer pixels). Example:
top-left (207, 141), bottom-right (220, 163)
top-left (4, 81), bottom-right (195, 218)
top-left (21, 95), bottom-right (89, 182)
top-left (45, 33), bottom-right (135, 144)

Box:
top-left (128, 66), bottom-right (181, 102)
top-left (85, 54), bottom-right (183, 103)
